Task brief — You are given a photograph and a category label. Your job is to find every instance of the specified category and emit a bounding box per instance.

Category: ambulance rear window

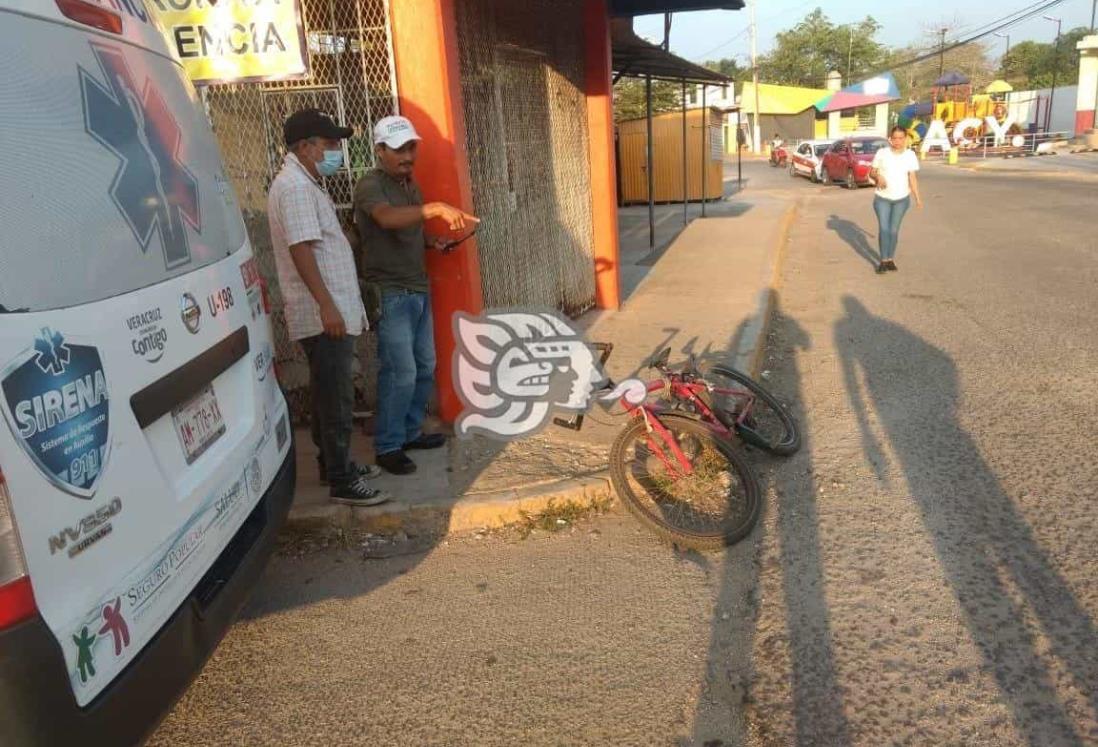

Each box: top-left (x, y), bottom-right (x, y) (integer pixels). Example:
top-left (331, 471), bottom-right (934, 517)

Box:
top-left (0, 19), bottom-right (246, 313)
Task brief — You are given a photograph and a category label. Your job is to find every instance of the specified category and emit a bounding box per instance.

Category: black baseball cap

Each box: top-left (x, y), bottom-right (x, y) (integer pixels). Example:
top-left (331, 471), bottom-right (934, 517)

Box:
top-left (283, 108), bottom-right (354, 146)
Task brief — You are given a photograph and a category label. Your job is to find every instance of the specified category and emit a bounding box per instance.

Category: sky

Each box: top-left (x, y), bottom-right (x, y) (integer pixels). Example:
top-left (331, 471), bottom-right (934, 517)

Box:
top-left (633, 0), bottom-right (1096, 66)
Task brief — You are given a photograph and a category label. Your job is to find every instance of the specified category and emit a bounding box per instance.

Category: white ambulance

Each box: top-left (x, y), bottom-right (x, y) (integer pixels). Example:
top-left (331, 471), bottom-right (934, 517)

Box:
top-left (0, 1), bottom-right (296, 743)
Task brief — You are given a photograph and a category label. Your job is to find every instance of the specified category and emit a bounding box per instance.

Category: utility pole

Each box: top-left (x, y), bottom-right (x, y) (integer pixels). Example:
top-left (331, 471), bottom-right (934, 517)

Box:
top-left (938, 27), bottom-right (948, 78)
top-left (1044, 15), bottom-right (1062, 133)
top-left (750, 0), bottom-right (761, 153)
top-left (993, 32), bottom-right (1010, 60)
top-left (847, 25), bottom-right (854, 82)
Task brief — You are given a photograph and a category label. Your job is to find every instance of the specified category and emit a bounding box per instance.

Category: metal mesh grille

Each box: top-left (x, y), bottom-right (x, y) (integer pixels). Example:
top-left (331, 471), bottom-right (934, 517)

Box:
top-left (456, 0), bottom-right (596, 317)
top-left (199, 0), bottom-right (397, 423)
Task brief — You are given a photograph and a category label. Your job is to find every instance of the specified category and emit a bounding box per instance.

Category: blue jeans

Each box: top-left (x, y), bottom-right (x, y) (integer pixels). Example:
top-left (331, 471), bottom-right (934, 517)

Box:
top-left (873, 195), bottom-right (911, 261)
top-left (374, 290), bottom-right (435, 455)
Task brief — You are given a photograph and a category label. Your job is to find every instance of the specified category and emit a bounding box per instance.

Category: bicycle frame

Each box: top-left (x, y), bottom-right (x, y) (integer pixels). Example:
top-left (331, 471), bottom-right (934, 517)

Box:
top-left (664, 376), bottom-right (759, 440)
top-left (553, 343), bottom-right (696, 478)
top-left (552, 343), bottom-right (761, 478)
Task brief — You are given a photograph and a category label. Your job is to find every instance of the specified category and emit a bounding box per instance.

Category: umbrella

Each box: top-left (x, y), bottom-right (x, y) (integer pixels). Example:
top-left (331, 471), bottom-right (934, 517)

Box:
top-left (986, 79), bottom-right (1013, 94)
top-left (934, 71), bottom-right (969, 87)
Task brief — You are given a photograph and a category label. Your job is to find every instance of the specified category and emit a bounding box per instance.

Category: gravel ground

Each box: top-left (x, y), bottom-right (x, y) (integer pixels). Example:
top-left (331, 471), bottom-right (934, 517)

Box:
top-left (737, 166), bottom-right (1098, 746)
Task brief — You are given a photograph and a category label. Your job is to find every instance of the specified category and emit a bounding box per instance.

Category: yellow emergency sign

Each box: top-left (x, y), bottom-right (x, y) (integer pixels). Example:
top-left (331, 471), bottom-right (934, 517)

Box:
top-left (149, 0), bottom-right (309, 85)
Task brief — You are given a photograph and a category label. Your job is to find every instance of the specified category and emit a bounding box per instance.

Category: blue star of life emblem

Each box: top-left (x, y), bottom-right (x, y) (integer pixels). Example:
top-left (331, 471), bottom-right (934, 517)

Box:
top-left (79, 43), bottom-right (200, 270)
top-left (33, 328), bottom-right (71, 376)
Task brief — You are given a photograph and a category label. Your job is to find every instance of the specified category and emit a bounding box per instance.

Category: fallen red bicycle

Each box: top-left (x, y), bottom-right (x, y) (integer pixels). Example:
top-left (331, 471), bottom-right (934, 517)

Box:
top-left (557, 344), bottom-right (789, 550)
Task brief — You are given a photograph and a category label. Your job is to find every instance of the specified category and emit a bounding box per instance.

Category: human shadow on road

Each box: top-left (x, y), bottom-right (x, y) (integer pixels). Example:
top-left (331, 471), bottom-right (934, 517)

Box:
top-left (836, 296), bottom-right (1098, 746)
top-left (826, 214), bottom-right (879, 267)
top-left (690, 295), bottom-right (854, 746)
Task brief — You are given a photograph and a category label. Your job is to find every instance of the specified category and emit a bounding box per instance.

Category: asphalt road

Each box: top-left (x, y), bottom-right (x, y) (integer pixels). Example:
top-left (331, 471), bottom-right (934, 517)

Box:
top-left (148, 161), bottom-right (1098, 746)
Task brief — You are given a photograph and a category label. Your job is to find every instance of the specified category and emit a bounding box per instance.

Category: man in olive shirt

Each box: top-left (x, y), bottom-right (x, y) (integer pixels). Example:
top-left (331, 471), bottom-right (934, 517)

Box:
top-left (354, 115), bottom-right (477, 475)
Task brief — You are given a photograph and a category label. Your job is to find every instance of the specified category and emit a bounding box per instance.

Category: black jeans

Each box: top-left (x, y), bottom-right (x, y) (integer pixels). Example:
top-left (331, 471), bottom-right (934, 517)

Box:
top-left (299, 334), bottom-right (357, 486)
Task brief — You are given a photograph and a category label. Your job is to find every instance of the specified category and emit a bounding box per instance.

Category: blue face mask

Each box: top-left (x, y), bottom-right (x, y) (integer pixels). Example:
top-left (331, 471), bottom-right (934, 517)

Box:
top-left (316, 149), bottom-right (343, 177)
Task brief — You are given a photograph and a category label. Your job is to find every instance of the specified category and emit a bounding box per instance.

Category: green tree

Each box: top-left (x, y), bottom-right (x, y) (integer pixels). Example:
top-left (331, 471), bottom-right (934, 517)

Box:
top-left (758, 8), bottom-right (888, 88)
top-left (612, 77), bottom-right (683, 122)
top-left (703, 57), bottom-right (747, 82)
top-left (1000, 27), bottom-right (1089, 89)
top-left (888, 32), bottom-right (995, 104)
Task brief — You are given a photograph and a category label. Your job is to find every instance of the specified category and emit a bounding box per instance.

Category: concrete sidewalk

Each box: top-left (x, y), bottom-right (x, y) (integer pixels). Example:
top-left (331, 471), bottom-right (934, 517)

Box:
top-left (285, 164), bottom-right (799, 537)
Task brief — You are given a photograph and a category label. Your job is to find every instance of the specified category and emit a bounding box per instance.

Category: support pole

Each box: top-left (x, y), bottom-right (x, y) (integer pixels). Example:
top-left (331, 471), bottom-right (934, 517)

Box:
top-left (1049, 22), bottom-right (1061, 132)
top-left (701, 85), bottom-right (707, 217)
top-left (682, 79), bottom-right (688, 225)
top-left (938, 27), bottom-right (947, 78)
top-left (583, 0), bottom-right (620, 309)
top-left (389, 0), bottom-right (482, 423)
top-left (646, 74), bottom-right (655, 248)
top-left (750, 0), bottom-right (761, 152)
top-left (738, 120), bottom-right (743, 187)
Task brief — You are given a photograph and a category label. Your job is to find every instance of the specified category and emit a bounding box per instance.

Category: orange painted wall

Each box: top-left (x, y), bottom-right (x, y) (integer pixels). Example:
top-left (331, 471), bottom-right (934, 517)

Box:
top-left (388, 0), bottom-right (484, 423)
top-left (584, 0), bottom-right (621, 311)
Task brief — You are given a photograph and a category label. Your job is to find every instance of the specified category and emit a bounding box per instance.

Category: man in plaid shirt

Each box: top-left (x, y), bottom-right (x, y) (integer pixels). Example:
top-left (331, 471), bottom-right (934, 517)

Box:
top-left (269, 109), bottom-right (387, 506)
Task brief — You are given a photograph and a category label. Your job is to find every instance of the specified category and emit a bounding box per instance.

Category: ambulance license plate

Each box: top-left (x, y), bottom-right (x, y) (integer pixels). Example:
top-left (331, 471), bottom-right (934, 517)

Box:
top-left (172, 385), bottom-right (226, 464)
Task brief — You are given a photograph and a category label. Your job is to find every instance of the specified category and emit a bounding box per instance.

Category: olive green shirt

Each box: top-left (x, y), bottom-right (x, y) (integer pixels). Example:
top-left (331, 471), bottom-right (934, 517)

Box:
top-left (353, 168), bottom-right (428, 293)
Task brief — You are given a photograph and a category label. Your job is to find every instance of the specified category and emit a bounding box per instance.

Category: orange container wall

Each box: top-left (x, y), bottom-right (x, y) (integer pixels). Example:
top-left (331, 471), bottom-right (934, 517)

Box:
top-left (618, 107), bottom-right (724, 204)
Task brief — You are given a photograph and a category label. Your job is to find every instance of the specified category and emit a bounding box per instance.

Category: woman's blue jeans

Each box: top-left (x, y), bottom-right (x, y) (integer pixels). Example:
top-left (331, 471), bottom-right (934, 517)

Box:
top-left (873, 195), bottom-right (911, 261)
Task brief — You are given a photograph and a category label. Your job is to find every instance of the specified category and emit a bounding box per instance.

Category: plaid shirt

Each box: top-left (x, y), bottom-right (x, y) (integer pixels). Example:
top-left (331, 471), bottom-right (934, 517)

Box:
top-left (268, 153), bottom-right (366, 341)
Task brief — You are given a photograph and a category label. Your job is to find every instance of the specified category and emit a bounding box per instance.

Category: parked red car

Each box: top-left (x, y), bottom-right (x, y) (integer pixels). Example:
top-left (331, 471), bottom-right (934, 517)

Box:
top-left (820, 136), bottom-right (889, 189)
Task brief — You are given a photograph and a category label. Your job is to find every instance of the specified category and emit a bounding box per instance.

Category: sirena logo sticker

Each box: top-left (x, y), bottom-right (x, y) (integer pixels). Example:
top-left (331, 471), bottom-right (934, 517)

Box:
top-left (0, 328), bottom-right (111, 498)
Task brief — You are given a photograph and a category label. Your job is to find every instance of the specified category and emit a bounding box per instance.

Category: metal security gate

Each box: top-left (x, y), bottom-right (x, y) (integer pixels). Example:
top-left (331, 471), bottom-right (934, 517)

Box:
top-left (200, 0), bottom-right (398, 422)
top-left (455, 0), bottom-right (596, 316)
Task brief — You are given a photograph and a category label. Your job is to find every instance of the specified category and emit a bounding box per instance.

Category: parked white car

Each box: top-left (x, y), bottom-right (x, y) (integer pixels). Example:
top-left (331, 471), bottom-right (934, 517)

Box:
top-left (788, 139), bottom-right (835, 183)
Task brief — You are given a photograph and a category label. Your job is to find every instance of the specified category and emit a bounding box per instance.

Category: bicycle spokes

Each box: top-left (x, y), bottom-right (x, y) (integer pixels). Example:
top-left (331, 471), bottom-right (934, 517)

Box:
top-left (623, 425), bottom-right (752, 535)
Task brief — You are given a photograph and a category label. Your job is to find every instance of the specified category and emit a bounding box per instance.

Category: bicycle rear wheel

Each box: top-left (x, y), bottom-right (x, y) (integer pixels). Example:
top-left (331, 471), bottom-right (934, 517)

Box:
top-left (704, 365), bottom-right (801, 456)
top-left (609, 414), bottom-right (760, 551)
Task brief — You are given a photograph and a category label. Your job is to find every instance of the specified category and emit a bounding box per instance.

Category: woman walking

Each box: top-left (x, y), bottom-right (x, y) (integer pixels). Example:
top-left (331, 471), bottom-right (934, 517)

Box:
top-left (869, 126), bottom-right (923, 274)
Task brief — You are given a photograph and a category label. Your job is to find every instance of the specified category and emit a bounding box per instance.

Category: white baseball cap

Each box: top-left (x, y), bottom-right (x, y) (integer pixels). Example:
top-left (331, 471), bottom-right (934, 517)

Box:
top-left (373, 115), bottom-right (421, 149)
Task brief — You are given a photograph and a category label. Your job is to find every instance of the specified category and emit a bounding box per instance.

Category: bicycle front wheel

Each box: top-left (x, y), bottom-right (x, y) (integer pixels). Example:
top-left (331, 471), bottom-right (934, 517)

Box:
top-left (704, 365), bottom-right (801, 456)
top-left (609, 414), bottom-right (760, 551)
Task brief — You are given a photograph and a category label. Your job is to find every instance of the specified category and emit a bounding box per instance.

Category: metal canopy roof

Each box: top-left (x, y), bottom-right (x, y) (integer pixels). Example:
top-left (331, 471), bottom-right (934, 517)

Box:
top-left (611, 19), bottom-right (729, 84)
top-left (611, 0), bottom-right (745, 15)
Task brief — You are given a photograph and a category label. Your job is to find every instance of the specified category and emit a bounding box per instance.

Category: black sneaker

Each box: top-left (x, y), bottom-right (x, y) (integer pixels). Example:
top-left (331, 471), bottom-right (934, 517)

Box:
top-left (318, 458), bottom-right (382, 486)
top-left (876, 263), bottom-right (887, 274)
top-left (377, 450), bottom-right (417, 475)
top-left (329, 476), bottom-right (389, 506)
top-left (403, 433), bottom-right (447, 451)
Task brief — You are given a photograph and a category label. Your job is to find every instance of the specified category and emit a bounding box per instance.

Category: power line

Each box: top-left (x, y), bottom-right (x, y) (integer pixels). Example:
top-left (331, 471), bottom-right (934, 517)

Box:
top-left (890, 0), bottom-right (1069, 59)
top-left (874, 0), bottom-right (1067, 73)
top-left (942, 0), bottom-right (1066, 41)
top-left (689, 0), bottom-right (816, 62)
